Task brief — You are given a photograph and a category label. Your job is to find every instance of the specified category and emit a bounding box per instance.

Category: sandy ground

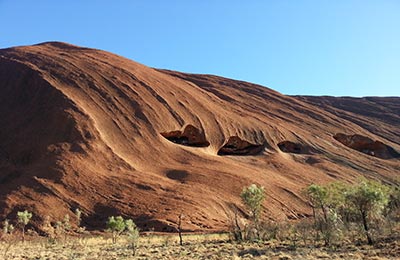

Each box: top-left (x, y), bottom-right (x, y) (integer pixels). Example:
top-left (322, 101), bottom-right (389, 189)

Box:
top-left (1, 233), bottom-right (399, 260)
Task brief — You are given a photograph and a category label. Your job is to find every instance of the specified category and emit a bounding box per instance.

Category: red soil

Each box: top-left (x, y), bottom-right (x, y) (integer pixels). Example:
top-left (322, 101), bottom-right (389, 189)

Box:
top-left (0, 42), bottom-right (399, 232)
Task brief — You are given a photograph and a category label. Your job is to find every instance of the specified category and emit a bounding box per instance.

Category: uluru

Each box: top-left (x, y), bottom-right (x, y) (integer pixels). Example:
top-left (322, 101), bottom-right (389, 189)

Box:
top-left (0, 42), bottom-right (399, 232)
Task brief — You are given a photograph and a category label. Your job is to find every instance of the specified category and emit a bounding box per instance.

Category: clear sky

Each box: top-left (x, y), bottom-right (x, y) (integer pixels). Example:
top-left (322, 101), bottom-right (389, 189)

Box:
top-left (1, 1), bottom-right (399, 97)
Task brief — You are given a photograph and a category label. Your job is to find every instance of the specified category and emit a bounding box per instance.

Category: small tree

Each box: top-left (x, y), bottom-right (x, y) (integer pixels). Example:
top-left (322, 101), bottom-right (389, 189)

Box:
top-left (62, 214), bottom-right (71, 241)
top-left (307, 184), bottom-right (329, 245)
top-left (306, 182), bottom-right (346, 246)
top-left (306, 184), bottom-right (329, 224)
top-left (2, 219), bottom-right (16, 259)
top-left (106, 216), bottom-right (126, 244)
top-left (17, 210), bottom-right (32, 242)
top-left (241, 184), bottom-right (266, 227)
top-left (345, 179), bottom-right (390, 244)
top-left (177, 213), bottom-right (184, 246)
top-left (2, 219), bottom-right (14, 237)
top-left (125, 219), bottom-right (140, 255)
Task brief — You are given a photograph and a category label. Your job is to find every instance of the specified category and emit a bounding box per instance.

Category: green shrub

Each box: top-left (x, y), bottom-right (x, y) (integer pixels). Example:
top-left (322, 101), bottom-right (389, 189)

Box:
top-left (240, 184), bottom-right (265, 224)
top-left (240, 184), bottom-right (266, 241)
top-left (345, 179), bottom-right (390, 244)
top-left (125, 219), bottom-right (140, 255)
top-left (106, 216), bottom-right (140, 249)
top-left (106, 216), bottom-right (126, 244)
top-left (17, 210), bottom-right (32, 241)
top-left (306, 183), bottom-right (344, 246)
top-left (2, 219), bottom-right (14, 236)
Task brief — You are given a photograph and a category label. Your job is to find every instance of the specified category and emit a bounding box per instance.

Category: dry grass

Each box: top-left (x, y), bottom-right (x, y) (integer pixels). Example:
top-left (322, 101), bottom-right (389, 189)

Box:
top-left (1, 232), bottom-right (399, 260)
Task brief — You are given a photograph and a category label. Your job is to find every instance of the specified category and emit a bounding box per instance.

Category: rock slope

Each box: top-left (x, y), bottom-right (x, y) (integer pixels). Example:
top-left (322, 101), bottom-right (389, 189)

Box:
top-left (0, 42), bottom-right (399, 231)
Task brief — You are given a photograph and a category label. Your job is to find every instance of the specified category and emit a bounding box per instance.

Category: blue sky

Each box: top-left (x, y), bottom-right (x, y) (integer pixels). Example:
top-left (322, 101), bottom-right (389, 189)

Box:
top-left (1, 1), bottom-right (399, 97)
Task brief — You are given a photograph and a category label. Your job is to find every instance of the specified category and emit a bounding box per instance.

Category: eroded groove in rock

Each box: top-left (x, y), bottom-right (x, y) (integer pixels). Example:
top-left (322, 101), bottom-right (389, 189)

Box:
top-left (278, 141), bottom-right (310, 154)
top-left (333, 133), bottom-right (400, 159)
top-left (218, 136), bottom-right (264, 155)
top-left (161, 124), bottom-right (210, 147)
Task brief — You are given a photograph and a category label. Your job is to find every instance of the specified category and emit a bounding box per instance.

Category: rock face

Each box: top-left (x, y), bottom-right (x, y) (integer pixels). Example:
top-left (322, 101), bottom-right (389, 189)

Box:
top-left (0, 42), bottom-right (399, 232)
top-left (333, 133), bottom-right (400, 159)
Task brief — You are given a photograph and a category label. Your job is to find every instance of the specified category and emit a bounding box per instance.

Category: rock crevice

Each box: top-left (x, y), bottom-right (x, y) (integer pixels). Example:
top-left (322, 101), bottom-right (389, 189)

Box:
top-left (333, 133), bottom-right (400, 159)
top-left (218, 136), bottom-right (264, 155)
top-left (161, 125), bottom-right (210, 147)
top-left (278, 141), bottom-right (311, 154)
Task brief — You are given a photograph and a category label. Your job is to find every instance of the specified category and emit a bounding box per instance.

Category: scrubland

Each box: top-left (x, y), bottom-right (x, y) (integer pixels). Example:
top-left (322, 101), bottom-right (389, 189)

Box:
top-left (1, 230), bottom-right (399, 260)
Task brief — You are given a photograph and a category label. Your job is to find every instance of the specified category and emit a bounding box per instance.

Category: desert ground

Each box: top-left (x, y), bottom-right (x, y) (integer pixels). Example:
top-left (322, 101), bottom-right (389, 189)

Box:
top-left (1, 232), bottom-right (400, 260)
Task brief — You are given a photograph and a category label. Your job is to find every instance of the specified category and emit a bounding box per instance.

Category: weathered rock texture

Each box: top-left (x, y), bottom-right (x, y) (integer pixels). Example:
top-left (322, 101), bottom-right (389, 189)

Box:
top-left (0, 42), bottom-right (399, 232)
